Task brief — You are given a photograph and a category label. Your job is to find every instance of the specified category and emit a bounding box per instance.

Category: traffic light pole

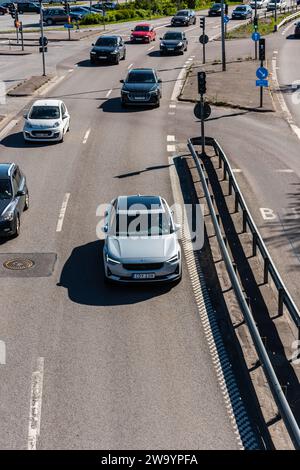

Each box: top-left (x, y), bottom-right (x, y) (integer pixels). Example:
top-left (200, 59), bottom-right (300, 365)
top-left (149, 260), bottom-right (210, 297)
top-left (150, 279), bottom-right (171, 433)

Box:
top-left (39, 1), bottom-right (46, 76)
top-left (200, 93), bottom-right (205, 156)
top-left (221, 0), bottom-right (226, 71)
top-left (202, 19), bottom-right (205, 64)
top-left (254, 0), bottom-right (258, 60)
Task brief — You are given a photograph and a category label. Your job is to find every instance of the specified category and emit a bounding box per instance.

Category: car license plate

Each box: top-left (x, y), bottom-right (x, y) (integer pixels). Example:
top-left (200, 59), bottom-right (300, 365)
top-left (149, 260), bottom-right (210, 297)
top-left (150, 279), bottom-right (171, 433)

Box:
top-left (168, 47), bottom-right (174, 50)
top-left (99, 55), bottom-right (107, 59)
top-left (134, 96), bottom-right (146, 100)
top-left (37, 133), bottom-right (49, 137)
top-left (133, 273), bottom-right (155, 279)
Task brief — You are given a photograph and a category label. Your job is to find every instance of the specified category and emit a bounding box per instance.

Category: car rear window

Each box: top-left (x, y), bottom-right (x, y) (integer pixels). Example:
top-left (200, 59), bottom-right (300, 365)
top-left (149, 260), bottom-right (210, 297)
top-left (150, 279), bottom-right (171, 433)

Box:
top-left (95, 37), bottom-right (117, 46)
top-left (126, 71), bottom-right (155, 83)
top-left (134, 25), bottom-right (150, 31)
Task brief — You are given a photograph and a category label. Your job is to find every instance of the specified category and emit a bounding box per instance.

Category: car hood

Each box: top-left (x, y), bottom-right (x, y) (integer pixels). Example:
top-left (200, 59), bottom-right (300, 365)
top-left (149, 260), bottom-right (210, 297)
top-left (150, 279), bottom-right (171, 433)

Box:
top-left (210, 7), bottom-right (221, 10)
top-left (122, 83), bottom-right (158, 92)
top-left (92, 45), bottom-right (117, 52)
top-left (161, 39), bottom-right (182, 45)
top-left (25, 118), bottom-right (62, 128)
top-left (131, 31), bottom-right (150, 36)
top-left (233, 9), bottom-right (247, 13)
top-left (0, 199), bottom-right (11, 216)
top-left (173, 15), bottom-right (188, 20)
top-left (107, 235), bottom-right (177, 261)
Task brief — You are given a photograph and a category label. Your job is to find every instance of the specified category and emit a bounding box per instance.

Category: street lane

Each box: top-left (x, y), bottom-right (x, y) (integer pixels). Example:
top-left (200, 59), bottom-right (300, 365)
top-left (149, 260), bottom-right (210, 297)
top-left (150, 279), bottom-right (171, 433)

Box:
top-left (0, 15), bottom-right (253, 449)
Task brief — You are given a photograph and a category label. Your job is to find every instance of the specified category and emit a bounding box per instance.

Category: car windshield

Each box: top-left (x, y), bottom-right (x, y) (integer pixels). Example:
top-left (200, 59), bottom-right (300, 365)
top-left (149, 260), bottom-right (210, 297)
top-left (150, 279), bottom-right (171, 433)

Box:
top-left (212, 4), bottom-right (221, 7)
top-left (95, 37), bottom-right (117, 46)
top-left (0, 179), bottom-right (12, 200)
top-left (176, 10), bottom-right (188, 15)
top-left (163, 32), bottom-right (182, 40)
top-left (114, 212), bottom-right (172, 236)
top-left (236, 6), bottom-right (247, 10)
top-left (134, 25), bottom-right (150, 31)
top-left (29, 106), bottom-right (60, 119)
top-left (126, 71), bottom-right (155, 83)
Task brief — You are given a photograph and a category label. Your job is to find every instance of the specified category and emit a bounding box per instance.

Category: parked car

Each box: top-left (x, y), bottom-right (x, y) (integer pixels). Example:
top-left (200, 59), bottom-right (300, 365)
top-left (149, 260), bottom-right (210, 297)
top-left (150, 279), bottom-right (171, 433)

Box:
top-left (0, 5), bottom-right (8, 14)
top-left (102, 195), bottom-right (182, 283)
top-left (17, 2), bottom-right (40, 14)
top-left (120, 68), bottom-right (162, 108)
top-left (249, 0), bottom-right (268, 8)
top-left (93, 2), bottom-right (117, 10)
top-left (208, 3), bottom-right (222, 16)
top-left (0, 163), bottom-right (29, 238)
top-left (23, 99), bottom-right (70, 143)
top-left (294, 21), bottom-right (300, 37)
top-left (160, 31), bottom-right (188, 55)
top-left (69, 5), bottom-right (99, 15)
top-left (232, 5), bottom-right (253, 19)
top-left (43, 8), bottom-right (81, 25)
top-left (267, 0), bottom-right (287, 10)
top-left (130, 23), bottom-right (156, 43)
top-left (171, 9), bottom-right (196, 26)
top-left (90, 35), bottom-right (126, 65)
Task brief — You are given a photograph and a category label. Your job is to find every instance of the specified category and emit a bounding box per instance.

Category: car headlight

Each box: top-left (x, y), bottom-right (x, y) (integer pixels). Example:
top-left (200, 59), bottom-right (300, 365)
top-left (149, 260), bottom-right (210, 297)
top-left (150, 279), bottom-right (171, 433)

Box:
top-left (111, 49), bottom-right (118, 54)
top-left (1, 211), bottom-right (14, 222)
top-left (90, 51), bottom-right (96, 54)
top-left (177, 42), bottom-right (183, 47)
top-left (149, 89), bottom-right (158, 94)
top-left (106, 253), bottom-right (121, 265)
top-left (52, 121), bottom-right (60, 128)
top-left (167, 253), bottom-right (179, 263)
top-left (121, 89), bottom-right (130, 94)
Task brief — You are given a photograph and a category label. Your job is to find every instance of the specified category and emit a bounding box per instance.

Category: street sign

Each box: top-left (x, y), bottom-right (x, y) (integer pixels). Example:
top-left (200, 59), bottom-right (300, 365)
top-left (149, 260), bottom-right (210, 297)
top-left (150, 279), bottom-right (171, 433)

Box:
top-left (64, 23), bottom-right (74, 29)
top-left (252, 31), bottom-right (260, 42)
top-left (199, 34), bottom-right (209, 44)
top-left (256, 67), bottom-right (268, 79)
top-left (256, 79), bottom-right (268, 87)
top-left (194, 102), bottom-right (211, 120)
top-left (224, 15), bottom-right (229, 24)
top-left (39, 46), bottom-right (48, 53)
top-left (39, 36), bottom-right (48, 47)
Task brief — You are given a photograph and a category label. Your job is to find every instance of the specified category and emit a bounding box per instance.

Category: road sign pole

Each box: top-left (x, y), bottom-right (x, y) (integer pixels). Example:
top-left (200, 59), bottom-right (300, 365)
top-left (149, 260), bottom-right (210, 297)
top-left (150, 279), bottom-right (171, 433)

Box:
top-left (221, 0), bottom-right (226, 71)
top-left (260, 58), bottom-right (263, 108)
top-left (39, 0), bottom-right (46, 76)
top-left (200, 94), bottom-right (205, 156)
top-left (20, 23), bottom-right (24, 51)
top-left (254, 0), bottom-right (258, 60)
top-left (203, 22), bottom-right (205, 64)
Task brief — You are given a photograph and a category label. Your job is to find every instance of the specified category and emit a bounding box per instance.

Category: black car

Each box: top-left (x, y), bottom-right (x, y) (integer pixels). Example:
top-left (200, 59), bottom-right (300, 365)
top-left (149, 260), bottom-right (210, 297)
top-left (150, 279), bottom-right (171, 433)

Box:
top-left (120, 68), bottom-right (162, 108)
top-left (17, 2), bottom-right (40, 14)
top-left (90, 35), bottom-right (126, 65)
top-left (171, 9), bottom-right (196, 26)
top-left (208, 3), bottom-right (222, 16)
top-left (160, 31), bottom-right (188, 55)
top-left (93, 2), bottom-right (117, 10)
top-left (294, 21), bottom-right (300, 37)
top-left (0, 163), bottom-right (29, 238)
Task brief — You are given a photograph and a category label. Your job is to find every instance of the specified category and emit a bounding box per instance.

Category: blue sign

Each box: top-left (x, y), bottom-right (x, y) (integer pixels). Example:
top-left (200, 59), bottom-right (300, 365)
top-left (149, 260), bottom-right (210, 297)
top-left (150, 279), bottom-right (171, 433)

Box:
top-left (224, 15), bottom-right (230, 24)
top-left (256, 67), bottom-right (268, 79)
top-left (252, 31), bottom-right (260, 42)
top-left (256, 79), bottom-right (268, 87)
top-left (64, 23), bottom-right (74, 29)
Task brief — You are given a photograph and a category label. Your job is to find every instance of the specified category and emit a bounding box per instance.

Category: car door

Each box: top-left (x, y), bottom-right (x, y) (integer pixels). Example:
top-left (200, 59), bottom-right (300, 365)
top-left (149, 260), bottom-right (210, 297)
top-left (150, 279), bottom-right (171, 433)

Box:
top-left (61, 103), bottom-right (69, 133)
top-left (119, 38), bottom-right (125, 57)
top-left (11, 168), bottom-right (24, 214)
top-left (150, 26), bottom-right (155, 40)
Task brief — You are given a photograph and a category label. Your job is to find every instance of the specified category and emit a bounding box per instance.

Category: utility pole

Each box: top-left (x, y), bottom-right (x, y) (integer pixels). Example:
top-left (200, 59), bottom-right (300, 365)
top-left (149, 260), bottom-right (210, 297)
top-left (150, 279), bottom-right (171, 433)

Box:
top-left (39, 0), bottom-right (46, 76)
top-left (221, 0), bottom-right (226, 71)
top-left (200, 16), bottom-right (206, 64)
top-left (254, 0), bottom-right (258, 60)
top-left (258, 38), bottom-right (265, 108)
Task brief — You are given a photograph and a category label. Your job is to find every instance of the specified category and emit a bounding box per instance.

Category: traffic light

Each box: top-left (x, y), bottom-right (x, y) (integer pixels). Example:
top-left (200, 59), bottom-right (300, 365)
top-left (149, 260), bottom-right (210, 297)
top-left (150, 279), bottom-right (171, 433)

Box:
top-left (200, 16), bottom-right (205, 29)
top-left (64, 1), bottom-right (70, 15)
top-left (253, 16), bottom-right (258, 27)
top-left (259, 38), bottom-right (265, 61)
top-left (198, 71), bottom-right (206, 95)
top-left (225, 3), bottom-right (228, 15)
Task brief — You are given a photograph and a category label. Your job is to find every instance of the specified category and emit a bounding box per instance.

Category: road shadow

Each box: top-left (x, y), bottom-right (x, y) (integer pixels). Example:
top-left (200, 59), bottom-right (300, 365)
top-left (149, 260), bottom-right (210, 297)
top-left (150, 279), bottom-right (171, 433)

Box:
top-left (99, 97), bottom-right (154, 113)
top-left (286, 34), bottom-right (300, 40)
top-left (114, 163), bottom-right (172, 179)
top-left (148, 50), bottom-right (162, 57)
top-left (57, 240), bottom-right (172, 306)
top-left (76, 59), bottom-right (118, 67)
top-left (0, 132), bottom-right (58, 148)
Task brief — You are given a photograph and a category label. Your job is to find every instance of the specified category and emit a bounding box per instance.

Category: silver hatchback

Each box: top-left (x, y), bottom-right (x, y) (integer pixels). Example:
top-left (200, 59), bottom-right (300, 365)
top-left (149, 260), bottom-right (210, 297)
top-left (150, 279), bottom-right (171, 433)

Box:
top-left (102, 195), bottom-right (182, 283)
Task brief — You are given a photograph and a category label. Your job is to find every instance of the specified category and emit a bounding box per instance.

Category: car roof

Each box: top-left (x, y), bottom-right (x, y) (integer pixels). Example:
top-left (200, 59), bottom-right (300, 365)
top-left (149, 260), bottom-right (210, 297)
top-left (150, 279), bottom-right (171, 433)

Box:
top-left (135, 23), bottom-right (151, 26)
top-left (117, 195), bottom-right (163, 213)
top-left (31, 99), bottom-right (63, 107)
top-left (97, 35), bottom-right (119, 39)
top-left (0, 163), bottom-right (15, 178)
top-left (128, 68), bottom-right (155, 73)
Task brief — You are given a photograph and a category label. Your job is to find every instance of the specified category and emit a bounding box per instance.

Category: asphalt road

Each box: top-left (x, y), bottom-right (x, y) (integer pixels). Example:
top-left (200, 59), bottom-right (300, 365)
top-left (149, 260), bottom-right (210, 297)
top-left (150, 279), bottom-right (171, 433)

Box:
top-left (0, 15), bottom-right (251, 449)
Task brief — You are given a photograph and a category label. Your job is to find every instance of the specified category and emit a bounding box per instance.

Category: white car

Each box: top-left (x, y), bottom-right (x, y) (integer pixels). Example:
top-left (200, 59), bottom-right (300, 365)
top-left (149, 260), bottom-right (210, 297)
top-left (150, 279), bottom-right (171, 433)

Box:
top-left (249, 0), bottom-right (268, 8)
top-left (102, 194), bottom-right (182, 283)
top-left (267, 0), bottom-right (287, 10)
top-left (23, 99), bottom-right (70, 143)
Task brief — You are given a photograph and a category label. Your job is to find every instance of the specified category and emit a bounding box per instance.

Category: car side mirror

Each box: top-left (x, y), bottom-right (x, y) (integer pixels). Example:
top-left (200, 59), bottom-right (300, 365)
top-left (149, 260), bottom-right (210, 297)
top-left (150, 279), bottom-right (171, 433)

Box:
top-left (120, 79), bottom-right (124, 83)
top-left (62, 114), bottom-right (68, 119)
top-left (158, 78), bottom-right (162, 83)
top-left (102, 224), bottom-right (108, 233)
top-left (23, 113), bottom-right (27, 119)
top-left (17, 190), bottom-right (26, 197)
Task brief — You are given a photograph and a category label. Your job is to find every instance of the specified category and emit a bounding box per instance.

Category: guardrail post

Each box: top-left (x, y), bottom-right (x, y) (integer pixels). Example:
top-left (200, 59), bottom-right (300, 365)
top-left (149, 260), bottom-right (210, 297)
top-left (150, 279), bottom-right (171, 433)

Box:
top-left (242, 209), bottom-right (247, 233)
top-left (216, 213), bottom-right (220, 225)
top-left (264, 257), bottom-right (269, 284)
top-left (218, 153), bottom-right (222, 169)
top-left (234, 192), bottom-right (239, 213)
top-left (228, 176), bottom-right (232, 196)
top-left (278, 288), bottom-right (284, 316)
top-left (223, 164), bottom-right (227, 181)
top-left (210, 194), bottom-right (215, 206)
top-left (252, 232), bottom-right (257, 257)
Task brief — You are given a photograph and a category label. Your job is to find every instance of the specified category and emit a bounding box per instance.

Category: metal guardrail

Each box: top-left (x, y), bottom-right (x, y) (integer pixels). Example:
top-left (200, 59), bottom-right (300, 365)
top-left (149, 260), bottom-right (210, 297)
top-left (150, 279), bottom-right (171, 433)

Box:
top-left (277, 9), bottom-right (300, 29)
top-left (187, 136), bottom-right (300, 450)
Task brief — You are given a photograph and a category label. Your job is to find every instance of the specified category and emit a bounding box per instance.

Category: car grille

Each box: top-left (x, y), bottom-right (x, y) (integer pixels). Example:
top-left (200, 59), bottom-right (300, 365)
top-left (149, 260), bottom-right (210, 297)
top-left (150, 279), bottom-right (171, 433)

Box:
top-left (123, 263), bottom-right (164, 271)
top-left (129, 92), bottom-right (150, 100)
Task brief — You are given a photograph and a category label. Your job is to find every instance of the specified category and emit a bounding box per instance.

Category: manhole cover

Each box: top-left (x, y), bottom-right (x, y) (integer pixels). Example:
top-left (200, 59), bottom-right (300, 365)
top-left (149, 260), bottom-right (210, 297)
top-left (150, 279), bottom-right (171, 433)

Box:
top-left (3, 258), bottom-right (35, 270)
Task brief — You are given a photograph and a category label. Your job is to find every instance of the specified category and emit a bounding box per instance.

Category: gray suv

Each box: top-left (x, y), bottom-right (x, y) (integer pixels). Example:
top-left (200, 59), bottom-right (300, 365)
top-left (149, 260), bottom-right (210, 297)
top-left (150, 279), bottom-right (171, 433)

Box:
top-left (171, 9), bottom-right (196, 26)
top-left (90, 35), bottom-right (126, 65)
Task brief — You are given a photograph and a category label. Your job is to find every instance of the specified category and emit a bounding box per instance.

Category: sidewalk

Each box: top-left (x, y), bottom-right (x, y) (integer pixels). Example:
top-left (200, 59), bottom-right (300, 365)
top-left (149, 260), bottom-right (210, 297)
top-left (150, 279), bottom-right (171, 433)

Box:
top-left (179, 57), bottom-right (274, 112)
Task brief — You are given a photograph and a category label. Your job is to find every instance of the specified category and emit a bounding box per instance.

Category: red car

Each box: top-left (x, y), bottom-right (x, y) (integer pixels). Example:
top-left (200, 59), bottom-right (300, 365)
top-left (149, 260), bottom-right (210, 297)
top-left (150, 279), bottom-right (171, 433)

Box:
top-left (130, 23), bottom-right (156, 43)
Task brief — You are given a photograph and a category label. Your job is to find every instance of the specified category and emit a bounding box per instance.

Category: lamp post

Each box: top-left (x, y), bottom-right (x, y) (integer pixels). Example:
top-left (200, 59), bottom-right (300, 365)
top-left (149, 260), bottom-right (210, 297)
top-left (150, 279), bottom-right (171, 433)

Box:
top-left (39, 0), bottom-right (46, 76)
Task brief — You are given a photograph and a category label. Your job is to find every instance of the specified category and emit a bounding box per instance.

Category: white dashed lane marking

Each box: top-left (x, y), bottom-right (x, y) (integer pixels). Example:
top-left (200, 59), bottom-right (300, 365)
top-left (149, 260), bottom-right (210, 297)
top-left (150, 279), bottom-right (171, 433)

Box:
top-left (127, 63), bottom-right (133, 69)
top-left (105, 89), bottom-right (112, 98)
top-left (56, 193), bottom-right (71, 232)
top-left (167, 144), bottom-right (176, 152)
top-left (82, 128), bottom-right (91, 144)
top-left (27, 357), bottom-right (44, 450)
top-left (167, 135), bottom-right (175, 142)
top-left (147, 46), bottom-right (155, 51)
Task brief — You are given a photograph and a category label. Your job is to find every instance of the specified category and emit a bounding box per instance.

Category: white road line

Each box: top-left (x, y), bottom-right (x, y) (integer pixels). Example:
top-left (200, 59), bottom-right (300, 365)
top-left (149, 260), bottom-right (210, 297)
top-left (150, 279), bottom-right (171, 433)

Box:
top-left (168, 112), bottom-right (175, 115)
top-left (105, 89), bottom-right (112, 98)
top-left (167, 144), bottom-right (176, 152)
top-left (273, 50), bottom-right (278, 54)
top-left (127, 63), bottom-right (133, 69)
top-left (167, 135), bottom-right (175, 142)
top-left (169, 103), bottom-right (176, 108)
top-left (28, 357), bottom-right (44, 450)
top-left (147, 45), bottom-right (155, 51)
top-left (0, 119), bottom-right (18, 141)
top-left (170, 64), bottom-right (188, 101)
top-left (82, 128), bottom-right (91, 144)
top-left (56, 193), bottom-right (70, 232)
top-left (232, 169), bottom-right (242, 173)
top-left (275, 169), bottom-right (294, 173)
top-left (68, 69), bottom-right (74, 72)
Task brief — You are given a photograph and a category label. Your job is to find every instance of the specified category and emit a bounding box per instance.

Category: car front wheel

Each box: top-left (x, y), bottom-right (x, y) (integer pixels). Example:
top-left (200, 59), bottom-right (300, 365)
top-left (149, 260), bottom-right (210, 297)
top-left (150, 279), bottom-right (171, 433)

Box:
top-left (24, 192), bottom-right (29, 211)
top-left (14, 215), bottom-right (20, 237)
